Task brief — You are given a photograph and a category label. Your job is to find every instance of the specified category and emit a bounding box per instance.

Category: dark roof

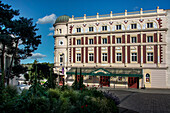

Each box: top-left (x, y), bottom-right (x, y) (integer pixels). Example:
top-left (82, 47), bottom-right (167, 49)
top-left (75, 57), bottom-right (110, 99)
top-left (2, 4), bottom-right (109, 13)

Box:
top-left (55, 15), bottom-right (70, 23)
top-left (66, 68), bottom-right (143, 77)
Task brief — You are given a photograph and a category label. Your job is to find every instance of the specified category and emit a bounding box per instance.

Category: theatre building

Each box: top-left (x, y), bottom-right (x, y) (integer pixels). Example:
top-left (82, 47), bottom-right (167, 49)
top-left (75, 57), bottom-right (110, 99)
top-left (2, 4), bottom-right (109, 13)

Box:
top-left (53, 7), bottom-right (170, 88)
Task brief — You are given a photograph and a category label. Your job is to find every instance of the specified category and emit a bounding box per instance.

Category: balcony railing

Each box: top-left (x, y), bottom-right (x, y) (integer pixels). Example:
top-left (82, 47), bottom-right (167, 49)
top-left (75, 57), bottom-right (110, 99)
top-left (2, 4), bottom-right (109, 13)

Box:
top-left (71, 7), bottom-right (164, 21)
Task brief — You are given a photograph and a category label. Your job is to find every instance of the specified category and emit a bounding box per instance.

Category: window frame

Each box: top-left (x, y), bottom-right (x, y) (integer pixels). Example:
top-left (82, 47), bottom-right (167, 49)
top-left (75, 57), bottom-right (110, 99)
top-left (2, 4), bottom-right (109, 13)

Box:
top-left (77, 28), bottom-right (81, 33)
top-left (89, 39), bottom-right (94, 44)
top-left (89, 53), bottom-right (94, 61)
top-left (102, 26), bottom-right (107, 31)
top-left (60, 54), bottom-right (63, 63)
top-left (102, 38), bottom-right (107, 44)
top-left (131, 37), bottom-right (137, 43)
top-left (116, 25), bottom-right (121, 30)
top-left (145, 73), bottom-right (150, 83)
top-left (147, 22), bottom-right (153, 28)
top-left (77, 53), bottom-right (81, 62)
top-left (116, 53), bottom-right (122, 62)
top-left (102, 53), bottom-right (107, 61)
top-left (116, 37), bottom-right (121, 44)
top-left (147, 36), bottom-right (153, 42)
top-left (89, 27), bottom-right (94, 32)
top-left (131, 24), bottom-right (137, 29)
top-left (131, 53), bottom-right (137, 62)
top-left (77, 39), bottom-right (81, 45)
top-left (147, 52), bottom-right (153, 62)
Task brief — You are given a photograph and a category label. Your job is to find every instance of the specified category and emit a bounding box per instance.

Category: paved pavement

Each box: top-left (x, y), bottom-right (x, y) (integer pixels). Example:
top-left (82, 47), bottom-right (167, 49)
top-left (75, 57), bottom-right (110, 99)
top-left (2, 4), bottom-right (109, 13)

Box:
top-left (98, 88), bottom-right (170, 113)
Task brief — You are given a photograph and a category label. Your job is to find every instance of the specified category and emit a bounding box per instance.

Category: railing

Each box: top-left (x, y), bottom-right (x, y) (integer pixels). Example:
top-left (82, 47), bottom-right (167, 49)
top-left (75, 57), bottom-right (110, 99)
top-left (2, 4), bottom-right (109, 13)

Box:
top-left (127, 11), bottom-right (140, 15)
top-left (86, 15), bottom-right (96, 19)
top-left (74, 17), bottom-right (84, 20)
top-left (143, 10), bottom-right (157, 14)
top-left (99, 14), bottom-right (110, 18)
top-left (71, 7), bottom-right (164, 21)
top-left (112, 13), bottom-right (125, 16)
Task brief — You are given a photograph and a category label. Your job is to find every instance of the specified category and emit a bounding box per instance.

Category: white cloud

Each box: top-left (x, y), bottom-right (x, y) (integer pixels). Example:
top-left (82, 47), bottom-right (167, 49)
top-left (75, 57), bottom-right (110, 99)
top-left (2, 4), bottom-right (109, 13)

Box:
top-left (133, 6), bottom-right (139, 10)
top-left (47, 32), bottom-right (53, 36)
top-left (28, 53), bottom-right (47, 59)
top-left (36, 14), bottom-right (56, 24)
top-left (49, 26), bottom-right (54, 31)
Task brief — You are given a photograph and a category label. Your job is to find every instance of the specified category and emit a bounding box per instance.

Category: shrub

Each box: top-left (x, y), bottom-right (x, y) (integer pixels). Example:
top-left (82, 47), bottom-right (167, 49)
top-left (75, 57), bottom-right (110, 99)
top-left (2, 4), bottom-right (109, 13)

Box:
top-left (0, 85), bottom-right (118, 113)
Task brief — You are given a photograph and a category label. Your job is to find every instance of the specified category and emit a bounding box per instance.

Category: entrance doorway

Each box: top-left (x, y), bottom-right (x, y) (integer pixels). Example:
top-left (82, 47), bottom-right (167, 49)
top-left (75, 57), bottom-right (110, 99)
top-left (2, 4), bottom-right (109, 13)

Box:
top-left (77, 75), bottom-right (83, 82)
top-left (59, 76), bottom-right (64, 85)
top-left (100, 76), bottom-right (110, 86)
top-left (128, 77), bottom-right (139, 88)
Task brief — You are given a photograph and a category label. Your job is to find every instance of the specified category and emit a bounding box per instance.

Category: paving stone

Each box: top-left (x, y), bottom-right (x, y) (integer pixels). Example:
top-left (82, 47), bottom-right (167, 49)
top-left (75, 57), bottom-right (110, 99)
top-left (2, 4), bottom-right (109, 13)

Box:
top-left (105, 88), bottom-right (170, 113)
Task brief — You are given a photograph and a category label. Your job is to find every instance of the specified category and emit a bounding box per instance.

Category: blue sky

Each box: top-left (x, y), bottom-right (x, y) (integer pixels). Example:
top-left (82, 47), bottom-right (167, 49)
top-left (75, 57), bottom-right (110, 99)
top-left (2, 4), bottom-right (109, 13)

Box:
top-left (2, 0), bottom-right (170, 64)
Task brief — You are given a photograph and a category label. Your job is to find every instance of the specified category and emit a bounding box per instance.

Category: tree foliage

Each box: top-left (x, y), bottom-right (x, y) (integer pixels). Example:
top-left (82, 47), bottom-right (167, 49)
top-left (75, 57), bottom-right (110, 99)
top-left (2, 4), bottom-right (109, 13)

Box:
top-left (0, 0), bottom-right (41, 86)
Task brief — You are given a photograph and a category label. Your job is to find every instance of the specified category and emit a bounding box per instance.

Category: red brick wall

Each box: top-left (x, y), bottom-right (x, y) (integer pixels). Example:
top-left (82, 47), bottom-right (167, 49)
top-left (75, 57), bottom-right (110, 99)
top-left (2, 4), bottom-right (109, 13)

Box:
top-left (94, 36), bottom-right (97, 44)
top-left (127, 46), bottom-right (130, 63)
top-left (73, 48), bottom-right (75, 63)
top-left (112, 46), bottom-right (115, 63)
top-left (143, 34), bottom-right (146, 43)
top-left (137, 34), bottom-right (141, 43)
top-left (98, 36), bottom-right (101, 44)
top-left (122, 35), bottom-right (125, 43)
top-left (99, 47), bottom-right (101, 63)
top-left (112, 35), bottom-right (115, 44)
top-left (108, 36), bottom-right (110, 44)
top-left (94, 47), bottom-right (97, 63)
top-left (73, 38), bottom-right (75, 45)
top-left (138, 46), bottom-right (141, 63)
top-left (108, 47), bottom-right (110, 63)
top-left (85, 37), bottom-right (88, 45)
top-left (81, 37), bottom-right (84, 45)
top-left (143, 46), bottom-right (146, 63)
top-left (154, 45), bottom-right (158, 64)
top-left (127, 35), bottom-right (130, 43)
top-left (154, 33), bottom-right (157, 42)
top-left (85, 47), bottom-right (88, 63)
top-left (122, 46), bottom-right (125, 63)
top-left (81, 47), bottom-right (84, 63)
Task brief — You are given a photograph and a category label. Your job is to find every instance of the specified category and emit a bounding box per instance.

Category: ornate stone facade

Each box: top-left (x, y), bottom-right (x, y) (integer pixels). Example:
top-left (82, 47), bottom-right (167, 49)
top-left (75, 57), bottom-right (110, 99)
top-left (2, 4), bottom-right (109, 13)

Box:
top-left (53, 7), bottom-right (170, 88)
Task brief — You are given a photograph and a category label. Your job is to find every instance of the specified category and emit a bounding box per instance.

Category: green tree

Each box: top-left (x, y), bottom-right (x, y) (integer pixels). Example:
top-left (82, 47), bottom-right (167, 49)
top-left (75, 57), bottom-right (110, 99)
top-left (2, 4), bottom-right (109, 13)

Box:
top-left (0, 1), bottom-right (42, 85)
top-left (0, 0), bottom-right (19, 87)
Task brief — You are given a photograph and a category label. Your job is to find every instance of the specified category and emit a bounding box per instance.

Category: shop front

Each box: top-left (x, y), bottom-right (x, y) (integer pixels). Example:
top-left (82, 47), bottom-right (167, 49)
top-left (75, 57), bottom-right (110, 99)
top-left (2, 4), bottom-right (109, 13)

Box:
top-left (66, 68), bottom-right (143, 89)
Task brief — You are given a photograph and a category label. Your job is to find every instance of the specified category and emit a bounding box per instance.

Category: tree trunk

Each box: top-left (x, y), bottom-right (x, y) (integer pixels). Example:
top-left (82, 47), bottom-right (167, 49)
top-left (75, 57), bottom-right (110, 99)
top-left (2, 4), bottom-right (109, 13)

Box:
top-left (1, 44), bottom-right (5, 88)
top-left (7, 39), bottom-right (19, 85)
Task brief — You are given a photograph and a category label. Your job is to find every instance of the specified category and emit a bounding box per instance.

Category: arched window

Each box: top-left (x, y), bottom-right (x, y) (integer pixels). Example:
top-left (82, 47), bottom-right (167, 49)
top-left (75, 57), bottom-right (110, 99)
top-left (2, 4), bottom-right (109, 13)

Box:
top-left (146, 73), bottom-right (150, 83)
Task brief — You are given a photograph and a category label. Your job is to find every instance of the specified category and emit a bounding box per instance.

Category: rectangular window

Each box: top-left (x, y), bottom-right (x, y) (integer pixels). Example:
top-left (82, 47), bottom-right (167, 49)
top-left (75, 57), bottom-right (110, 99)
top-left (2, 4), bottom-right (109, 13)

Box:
top-left (117, 53), bottom-right (122, 61)
top-left (102, 26), bottom-right (107, 31)
top-left (117, 38), bottom-right (121, 43)
top-left (131, 24), bottom-right (137, 29)
top-left (77, 53), bottom-right (81, 61)
top-left (103, 38), bottom-right (107, 44)
top-left (77, 28), bottom-right (81, 32)
top-left (102, 53), bottom-right (107, 61)
top-left (147, 53), bottom-right (153, 62)
top-left (132, 53), bottom-right (137, 61)
top-left (60, 55), bottom-right (63, 63)
top-left (89, 39), bottom-right (93, 44)
top-left (147, 36), bottom-right (153, 42)
top-left (147, 23), bottom-right (153, 28)
top-left (131, 37), bottom-right (137, 43)
top-left (59, 29), bottom-right (62, 34)
top-left (89, 27), bottom-right (93, 32)
top-left (89, 53), bottom-right (94, 61)
top-left (116, 25), bottom-right (121, 30)
top-left (77, 39), bottom-right (81, 45)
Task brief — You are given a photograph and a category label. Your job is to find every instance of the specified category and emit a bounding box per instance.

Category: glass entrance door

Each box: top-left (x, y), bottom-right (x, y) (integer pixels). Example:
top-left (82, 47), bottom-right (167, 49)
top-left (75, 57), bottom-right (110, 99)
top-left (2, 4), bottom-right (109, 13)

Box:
top-left (100, 76), bottom-right (110, 86)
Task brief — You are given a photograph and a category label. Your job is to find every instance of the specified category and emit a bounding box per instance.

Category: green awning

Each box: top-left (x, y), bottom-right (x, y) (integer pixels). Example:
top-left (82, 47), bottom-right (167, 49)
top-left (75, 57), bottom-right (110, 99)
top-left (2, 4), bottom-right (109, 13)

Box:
top-left (66, 68), bottom-right (143, 78)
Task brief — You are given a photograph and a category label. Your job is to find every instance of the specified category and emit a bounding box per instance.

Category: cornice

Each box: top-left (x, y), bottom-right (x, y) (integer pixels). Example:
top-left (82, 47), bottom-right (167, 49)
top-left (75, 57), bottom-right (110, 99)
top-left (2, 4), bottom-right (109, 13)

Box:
top-left (66, 28), bottom-right (168, 36)
top-left (68, 13), bottom-right (166, 24)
